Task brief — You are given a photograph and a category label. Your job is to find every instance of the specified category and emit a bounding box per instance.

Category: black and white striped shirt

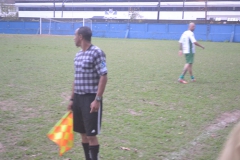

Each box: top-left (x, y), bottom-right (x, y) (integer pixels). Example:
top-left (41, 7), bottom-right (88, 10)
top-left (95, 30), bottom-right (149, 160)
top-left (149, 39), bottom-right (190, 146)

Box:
top-left (74, 45), bottom-right (107, 95)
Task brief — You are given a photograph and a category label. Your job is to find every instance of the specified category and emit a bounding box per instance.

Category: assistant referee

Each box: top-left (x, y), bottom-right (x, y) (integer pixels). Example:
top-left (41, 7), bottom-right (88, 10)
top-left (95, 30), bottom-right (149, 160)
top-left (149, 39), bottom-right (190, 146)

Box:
top-left (68, 26), bottom-right (108, 160)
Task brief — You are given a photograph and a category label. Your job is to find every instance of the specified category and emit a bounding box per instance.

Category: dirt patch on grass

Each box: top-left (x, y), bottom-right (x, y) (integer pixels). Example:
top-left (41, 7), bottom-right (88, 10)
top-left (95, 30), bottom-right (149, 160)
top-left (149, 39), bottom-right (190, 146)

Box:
top-left (128, 109), bottom-right (142, 116)
top-left (0, 142), bottom-right (4, 153)
top-left (0, 100), bottom-right (17, 111)
top-left (21, 106), bottom-right (39, 119)
top-left (141, 99), bottom-right (160, 106)
top-left (61, 91), bottom-right (71, 105)
top-left (166, 110), bottom-right (240, 160)
top-left (0, 99), bottom-right (38, 119)
top-left (206, 110), bottom-right (240, 132)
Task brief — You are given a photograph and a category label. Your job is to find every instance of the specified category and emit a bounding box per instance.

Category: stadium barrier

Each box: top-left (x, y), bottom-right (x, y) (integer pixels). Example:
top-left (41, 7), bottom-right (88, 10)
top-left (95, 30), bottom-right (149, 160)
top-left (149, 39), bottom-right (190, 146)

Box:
top-left (0, 21), bottom-right (239, 42)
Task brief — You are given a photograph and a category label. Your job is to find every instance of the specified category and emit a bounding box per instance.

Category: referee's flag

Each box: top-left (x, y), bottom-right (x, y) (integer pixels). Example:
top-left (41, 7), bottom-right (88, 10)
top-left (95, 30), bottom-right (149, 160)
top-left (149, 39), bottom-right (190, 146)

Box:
top-left (47, 111), bottom-right (74, 156)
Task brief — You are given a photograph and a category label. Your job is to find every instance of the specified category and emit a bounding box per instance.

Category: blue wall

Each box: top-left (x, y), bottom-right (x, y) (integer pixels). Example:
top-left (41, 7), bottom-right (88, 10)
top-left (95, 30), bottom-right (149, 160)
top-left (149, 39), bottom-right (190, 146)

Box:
top-left (0, 21), bottom-right (240, 42)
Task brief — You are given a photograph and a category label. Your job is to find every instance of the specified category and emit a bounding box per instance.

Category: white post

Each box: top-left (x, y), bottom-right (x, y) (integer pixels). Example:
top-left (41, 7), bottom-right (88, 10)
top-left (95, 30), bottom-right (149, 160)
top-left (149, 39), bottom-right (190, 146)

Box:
top-left (40, 17), bottom-right (42, 35)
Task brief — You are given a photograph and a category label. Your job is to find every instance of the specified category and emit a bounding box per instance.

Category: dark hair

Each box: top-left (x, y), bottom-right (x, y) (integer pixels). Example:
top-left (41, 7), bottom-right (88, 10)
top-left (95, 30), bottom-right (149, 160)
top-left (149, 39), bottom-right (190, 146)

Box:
top-left (77, 26), bottom-right (92, 42)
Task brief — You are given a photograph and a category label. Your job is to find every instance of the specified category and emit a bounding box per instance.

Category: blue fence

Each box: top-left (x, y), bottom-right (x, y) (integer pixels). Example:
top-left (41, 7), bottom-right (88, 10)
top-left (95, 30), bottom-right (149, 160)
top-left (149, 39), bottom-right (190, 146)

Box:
top-left (0, 21), bottom-right (240, 42)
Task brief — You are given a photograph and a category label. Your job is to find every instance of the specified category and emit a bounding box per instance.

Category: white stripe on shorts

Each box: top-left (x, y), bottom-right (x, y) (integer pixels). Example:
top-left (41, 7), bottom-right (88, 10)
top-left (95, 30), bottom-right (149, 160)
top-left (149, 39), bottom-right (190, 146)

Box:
top-left (97, 104), bottom-right (101, 134)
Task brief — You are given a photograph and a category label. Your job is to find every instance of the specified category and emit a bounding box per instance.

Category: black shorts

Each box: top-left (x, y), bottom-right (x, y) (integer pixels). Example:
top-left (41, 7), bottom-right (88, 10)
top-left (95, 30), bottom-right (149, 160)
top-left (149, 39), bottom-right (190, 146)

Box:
top-left (72, 93), bottom-right (102, 136)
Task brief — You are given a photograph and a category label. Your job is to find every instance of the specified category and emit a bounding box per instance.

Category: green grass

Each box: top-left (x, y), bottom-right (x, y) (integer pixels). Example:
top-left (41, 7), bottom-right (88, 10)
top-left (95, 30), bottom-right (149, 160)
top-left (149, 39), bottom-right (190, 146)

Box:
top-left (0, 34), bottom-right (240, 160)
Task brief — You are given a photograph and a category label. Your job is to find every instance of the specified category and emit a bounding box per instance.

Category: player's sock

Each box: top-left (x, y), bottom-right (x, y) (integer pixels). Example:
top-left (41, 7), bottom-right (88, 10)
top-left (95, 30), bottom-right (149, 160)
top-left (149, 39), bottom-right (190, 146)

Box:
top-left (89, 145), bottom-right (99, 160)
top-left (179, 74), bottom-right (184, 79)
top-left (191, 75), bottom-right (195, 80)
top-left (82, 143), bottom-right (91, 160)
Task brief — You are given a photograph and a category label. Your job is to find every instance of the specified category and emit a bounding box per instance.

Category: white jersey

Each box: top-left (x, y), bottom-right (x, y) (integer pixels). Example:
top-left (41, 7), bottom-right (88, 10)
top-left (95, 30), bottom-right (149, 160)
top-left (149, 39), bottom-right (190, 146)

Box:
top-left (179, 30), bottom-right (197, 54)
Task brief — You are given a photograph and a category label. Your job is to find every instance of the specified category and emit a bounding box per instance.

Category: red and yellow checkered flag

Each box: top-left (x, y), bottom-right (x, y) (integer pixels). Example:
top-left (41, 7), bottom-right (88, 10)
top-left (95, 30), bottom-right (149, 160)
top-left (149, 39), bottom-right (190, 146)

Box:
top-left (47, 111), bottom-right (74, 156)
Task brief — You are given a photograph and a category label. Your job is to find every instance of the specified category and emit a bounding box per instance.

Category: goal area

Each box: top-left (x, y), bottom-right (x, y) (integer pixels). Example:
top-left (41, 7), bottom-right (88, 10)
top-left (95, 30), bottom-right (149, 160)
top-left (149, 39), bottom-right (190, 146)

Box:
top-left (39, 18), bottom-right (92, 35)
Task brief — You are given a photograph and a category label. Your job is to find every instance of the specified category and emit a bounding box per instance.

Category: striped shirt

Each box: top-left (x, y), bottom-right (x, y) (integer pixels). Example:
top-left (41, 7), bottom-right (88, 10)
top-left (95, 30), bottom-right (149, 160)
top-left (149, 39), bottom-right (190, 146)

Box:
top-left (74, 45), bottom-right (107, 95)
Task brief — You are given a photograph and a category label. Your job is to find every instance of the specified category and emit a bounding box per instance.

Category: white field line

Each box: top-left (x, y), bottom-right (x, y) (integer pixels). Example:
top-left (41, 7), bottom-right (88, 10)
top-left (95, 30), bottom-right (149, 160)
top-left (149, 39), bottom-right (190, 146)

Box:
top-left (164, 110), bottom-right (240, 160)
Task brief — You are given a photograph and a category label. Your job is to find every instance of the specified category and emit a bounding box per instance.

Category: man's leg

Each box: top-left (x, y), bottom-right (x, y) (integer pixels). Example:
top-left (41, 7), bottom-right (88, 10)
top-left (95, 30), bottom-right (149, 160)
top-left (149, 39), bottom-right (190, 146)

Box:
top-left (188, 64), bottom-right (195, 81)
top-left (81, 134), bottom-right (91, 160)
top-left (82, 94), bottom-right (102, 160)
top-left (188, 64), bottom-right (192, 75)
top-left (178, 63), bottom-right (189, 83)
top-left (87, 136), bottom-right (99, 160)
top-left (187, 52), bottom-right (195, 81)
top-left (181, 63), bottom-right (189, 78)
top-left (73, 94), bottom-right (91, 160)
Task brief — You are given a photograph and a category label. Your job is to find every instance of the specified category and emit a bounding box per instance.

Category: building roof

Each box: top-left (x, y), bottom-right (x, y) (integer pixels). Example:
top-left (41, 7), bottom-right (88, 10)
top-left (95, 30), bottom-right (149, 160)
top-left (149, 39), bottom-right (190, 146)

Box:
top-left (1, 0), bottom-right (15, 4)
top-left (15, 1), bottom-right (240, 8)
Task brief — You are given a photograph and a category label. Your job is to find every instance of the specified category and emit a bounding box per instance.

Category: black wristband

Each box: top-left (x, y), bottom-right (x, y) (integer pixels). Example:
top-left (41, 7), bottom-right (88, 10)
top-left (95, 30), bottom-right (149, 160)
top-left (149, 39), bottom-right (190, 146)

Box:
top-left (70, 98), bottom-right (74, 101)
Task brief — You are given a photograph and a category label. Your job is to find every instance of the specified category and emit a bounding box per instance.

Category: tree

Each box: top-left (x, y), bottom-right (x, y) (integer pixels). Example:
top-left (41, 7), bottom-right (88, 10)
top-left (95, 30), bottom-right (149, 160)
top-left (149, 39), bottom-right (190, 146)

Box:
top-left (0, 2), bottom-right (18, 18)
top-left (128, 7), bottom-right (143, 21)
top-left (0, 2), bottom-right (18, 20)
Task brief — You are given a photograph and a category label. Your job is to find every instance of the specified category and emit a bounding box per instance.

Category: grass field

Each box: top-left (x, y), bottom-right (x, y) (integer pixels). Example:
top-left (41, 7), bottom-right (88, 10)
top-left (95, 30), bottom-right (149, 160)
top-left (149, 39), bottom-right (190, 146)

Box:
top-left (0, 34), bottom-right (240, 160)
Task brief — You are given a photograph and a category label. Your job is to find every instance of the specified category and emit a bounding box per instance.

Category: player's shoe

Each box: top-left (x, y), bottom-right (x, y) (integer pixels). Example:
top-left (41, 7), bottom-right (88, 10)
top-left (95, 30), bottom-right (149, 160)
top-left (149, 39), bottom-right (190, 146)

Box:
top-left (178, 79), bottom-right (188, 84)
top-left (191, 79), bottom-right (196, 82)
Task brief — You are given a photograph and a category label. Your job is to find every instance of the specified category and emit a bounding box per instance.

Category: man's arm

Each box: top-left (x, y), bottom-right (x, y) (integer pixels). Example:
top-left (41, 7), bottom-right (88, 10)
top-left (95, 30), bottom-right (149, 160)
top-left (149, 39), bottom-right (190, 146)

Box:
top-left (190, 33), bottom-right (204, 49)
top-left (179, 43), bottom-right (183, 56)
top-left (67, 82), bottom-right (74, 111)
top-left (96, 75), bottom-right (108, 98)
top-left (194, 42), bottom-right (205, 49)
top-left (179, 43), bottom-right (183, 50)
top-left (90, 75), bottom-right (107, 113)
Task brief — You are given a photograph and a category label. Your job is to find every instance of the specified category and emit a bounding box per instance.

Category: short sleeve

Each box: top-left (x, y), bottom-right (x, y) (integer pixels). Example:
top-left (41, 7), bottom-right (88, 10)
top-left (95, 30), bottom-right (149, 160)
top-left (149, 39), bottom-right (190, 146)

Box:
top-left (189, 32), bottom-right (197, 43)
top-left (179, 34), bottom-right (183, 43)
top-left (94, 50), bottom-right (108, 76)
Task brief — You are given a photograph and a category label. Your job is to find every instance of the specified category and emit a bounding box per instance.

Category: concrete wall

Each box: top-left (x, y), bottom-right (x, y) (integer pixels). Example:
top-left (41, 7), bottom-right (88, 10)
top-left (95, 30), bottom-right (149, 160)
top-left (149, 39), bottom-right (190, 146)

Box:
top-left (0, 21), bottom-right (239, 42)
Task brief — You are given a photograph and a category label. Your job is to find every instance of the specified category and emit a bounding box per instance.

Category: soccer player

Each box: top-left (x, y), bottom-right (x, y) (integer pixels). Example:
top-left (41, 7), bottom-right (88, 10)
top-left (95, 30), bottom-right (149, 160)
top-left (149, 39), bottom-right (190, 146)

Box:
top-left (68, 26), bottom-right (108, 160)
top-left (178, 23), bottom-right (205, 84)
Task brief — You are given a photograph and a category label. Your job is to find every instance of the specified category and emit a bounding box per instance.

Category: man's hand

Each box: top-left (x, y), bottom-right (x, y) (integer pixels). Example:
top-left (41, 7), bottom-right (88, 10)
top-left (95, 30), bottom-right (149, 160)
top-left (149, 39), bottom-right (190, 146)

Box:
top-left (194, 42), bottom-right (205, 50)
top-left (67, 101), bottom-right (73, 111)
top-left (202, 46), bottom-right (205, 49)
top-left (90, 100), bottom-right (100, 113)
top-left (178, 50), bottom-right (183, 56)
